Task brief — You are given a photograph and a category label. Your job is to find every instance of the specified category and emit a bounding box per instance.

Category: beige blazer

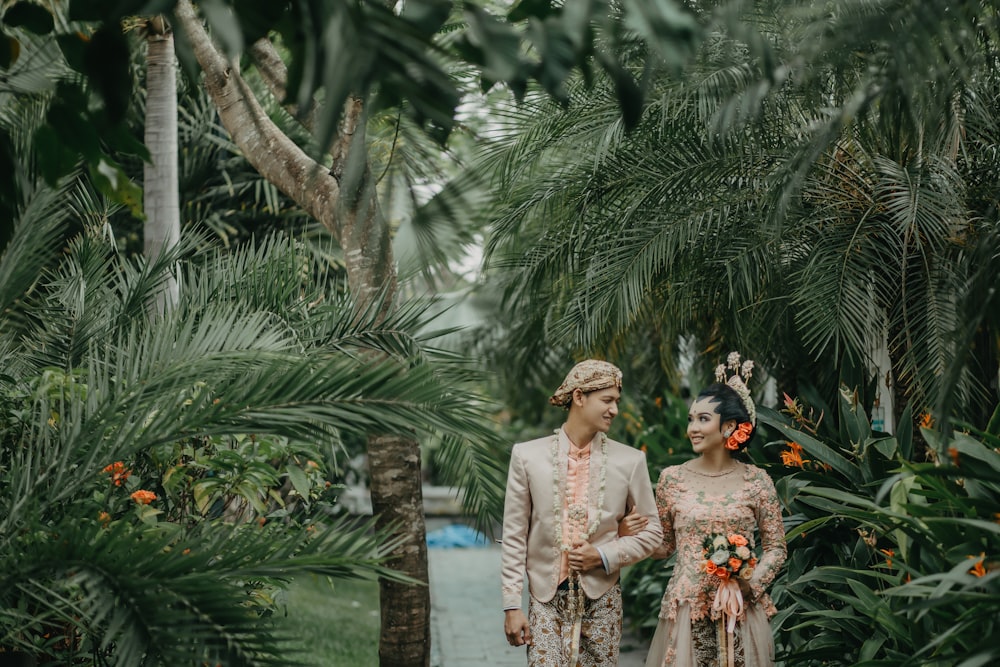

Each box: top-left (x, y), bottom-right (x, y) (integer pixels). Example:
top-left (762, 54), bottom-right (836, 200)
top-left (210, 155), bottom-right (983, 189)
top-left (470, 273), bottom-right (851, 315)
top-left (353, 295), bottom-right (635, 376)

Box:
top-left (500, 429), bottom-right (663, 609)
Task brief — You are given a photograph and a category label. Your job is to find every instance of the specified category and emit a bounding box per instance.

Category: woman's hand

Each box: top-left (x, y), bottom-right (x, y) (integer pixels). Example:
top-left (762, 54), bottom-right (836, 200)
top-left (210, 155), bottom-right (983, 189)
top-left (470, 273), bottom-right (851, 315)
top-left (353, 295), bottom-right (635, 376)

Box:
top-left (617, 507), bottom-right (648, 537)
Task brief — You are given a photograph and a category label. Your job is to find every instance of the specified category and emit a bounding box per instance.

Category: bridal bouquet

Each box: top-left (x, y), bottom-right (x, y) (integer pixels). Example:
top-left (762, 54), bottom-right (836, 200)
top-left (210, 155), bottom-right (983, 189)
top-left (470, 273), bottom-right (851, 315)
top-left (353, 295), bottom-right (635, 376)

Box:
top-left (702, 532), bottom-right (757, 581)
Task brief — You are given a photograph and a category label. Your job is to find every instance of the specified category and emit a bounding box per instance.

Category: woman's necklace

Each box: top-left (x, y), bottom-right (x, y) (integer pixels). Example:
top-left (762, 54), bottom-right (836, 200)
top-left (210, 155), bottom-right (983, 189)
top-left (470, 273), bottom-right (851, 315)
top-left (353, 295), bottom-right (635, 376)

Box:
top-left (686, 459), bottom-right (740, 477)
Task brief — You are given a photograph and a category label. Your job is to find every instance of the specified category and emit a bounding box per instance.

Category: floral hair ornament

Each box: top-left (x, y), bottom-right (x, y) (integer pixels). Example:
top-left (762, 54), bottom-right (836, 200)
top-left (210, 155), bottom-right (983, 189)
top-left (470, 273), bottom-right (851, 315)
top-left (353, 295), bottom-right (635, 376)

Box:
top-left (725, 422), bottom-right (754, 451)
top-left (714, 350), bottom-right (757, 427)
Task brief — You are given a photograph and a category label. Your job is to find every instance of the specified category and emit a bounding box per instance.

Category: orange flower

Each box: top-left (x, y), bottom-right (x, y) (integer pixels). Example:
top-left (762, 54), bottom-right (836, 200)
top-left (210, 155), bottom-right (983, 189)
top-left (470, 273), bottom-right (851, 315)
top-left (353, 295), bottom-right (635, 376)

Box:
top-left (102, 461), bottom-right (131, 487)
top-left (714, 568), bottom-right (730, 580)
top-left (182, 548), bottom-right (191, 555)
top-left (948, 447), bottom-right (960, 467)
top-left (725, 422), bottom-right (754, 451)
top-left (919, 412), bottom-right (934, 429)
top-left (640, 444), bottom-right (648, 454)
top-left (969, 553), bottom-right (986, 577)
top-left (786, 441), bottom-right (804, 454)
top-left (728, 557), bottom-right (743, 572)
top-left (130, 489), bottom-right (157, 505)
top-left (98, 511), bottom-right (111, 526)
top-left (705, 560), bottom-right (717, 575)
top-left (880, 548), bottom-right (894, 569)
top-left (258, 517), bottom-right (267, 527)
top-left (780, 447), bottom-right (805, 468)
top-left (654, 396), bottom-right (663, 409)
top-left (728, 534), bottom-right (749, 547)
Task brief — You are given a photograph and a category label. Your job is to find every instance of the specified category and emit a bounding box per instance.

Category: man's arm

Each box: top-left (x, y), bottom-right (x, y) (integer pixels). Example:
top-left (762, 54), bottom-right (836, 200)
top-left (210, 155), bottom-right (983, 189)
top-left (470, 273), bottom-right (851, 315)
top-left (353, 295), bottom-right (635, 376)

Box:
top-left (500, 444), bottom-right (530, 611)
top-left (598, 452), bottom-right (663, 572)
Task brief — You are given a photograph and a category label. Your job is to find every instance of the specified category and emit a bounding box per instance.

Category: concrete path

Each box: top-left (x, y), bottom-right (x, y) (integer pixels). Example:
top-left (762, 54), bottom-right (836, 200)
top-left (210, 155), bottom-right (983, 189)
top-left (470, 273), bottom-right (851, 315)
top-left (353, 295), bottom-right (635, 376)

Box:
top-left (428, 544), bottom-right (649, 667)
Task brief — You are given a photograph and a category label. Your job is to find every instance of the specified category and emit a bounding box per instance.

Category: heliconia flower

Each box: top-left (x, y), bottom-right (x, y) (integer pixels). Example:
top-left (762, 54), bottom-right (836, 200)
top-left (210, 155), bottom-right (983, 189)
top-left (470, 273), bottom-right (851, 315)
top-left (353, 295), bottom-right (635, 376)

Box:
top-left (130, 489), bottom-right (157, 505)
top-left (919, 412), bottom-right (934, 429)
top-left (781, 448), bottom-right (806, 467)
top-left (880, 548), bottom-right (894, 569)
top-left (969, 553), bottom-right (987, 577)
top-left (98, 511), bottom-right (111, 525)
top-left (948, 447), bottom-right (960, 467)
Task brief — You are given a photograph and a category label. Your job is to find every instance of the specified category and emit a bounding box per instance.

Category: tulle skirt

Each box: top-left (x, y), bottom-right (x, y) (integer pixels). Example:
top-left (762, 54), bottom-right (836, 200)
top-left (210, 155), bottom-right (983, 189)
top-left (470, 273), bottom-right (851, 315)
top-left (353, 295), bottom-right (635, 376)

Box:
top-left (643, 602), bottom-right (775, 667)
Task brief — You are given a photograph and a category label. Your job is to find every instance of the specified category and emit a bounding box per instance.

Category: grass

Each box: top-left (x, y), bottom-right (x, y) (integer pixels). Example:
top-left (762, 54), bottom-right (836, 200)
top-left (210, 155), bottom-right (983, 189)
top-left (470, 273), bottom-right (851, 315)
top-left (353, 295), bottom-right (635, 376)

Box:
top-left (280, 574), bottom-right (380, 666)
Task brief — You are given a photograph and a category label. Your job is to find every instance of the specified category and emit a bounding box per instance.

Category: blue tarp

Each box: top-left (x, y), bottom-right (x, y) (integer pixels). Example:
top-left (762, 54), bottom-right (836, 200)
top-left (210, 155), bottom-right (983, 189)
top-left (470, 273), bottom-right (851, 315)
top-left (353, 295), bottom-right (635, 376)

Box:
top-left (426, 523), bottom-right (490, 548)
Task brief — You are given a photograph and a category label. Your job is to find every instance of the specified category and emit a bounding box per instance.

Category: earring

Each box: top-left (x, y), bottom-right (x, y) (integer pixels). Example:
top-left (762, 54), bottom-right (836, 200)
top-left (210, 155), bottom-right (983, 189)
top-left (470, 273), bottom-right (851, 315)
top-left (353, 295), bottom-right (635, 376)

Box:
top-left (724, 430), bottom-right (733, 437)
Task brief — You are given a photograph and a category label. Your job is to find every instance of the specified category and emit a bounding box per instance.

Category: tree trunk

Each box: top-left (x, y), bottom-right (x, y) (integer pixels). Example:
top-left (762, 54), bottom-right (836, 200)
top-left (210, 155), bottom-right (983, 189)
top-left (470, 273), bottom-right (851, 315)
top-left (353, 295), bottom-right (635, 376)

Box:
top-left (369, 435), bottom-right (431, 666)
top-left (173, 3), bottom-right (431, 664)
top-left (143, 16), bottom-right (180, 312)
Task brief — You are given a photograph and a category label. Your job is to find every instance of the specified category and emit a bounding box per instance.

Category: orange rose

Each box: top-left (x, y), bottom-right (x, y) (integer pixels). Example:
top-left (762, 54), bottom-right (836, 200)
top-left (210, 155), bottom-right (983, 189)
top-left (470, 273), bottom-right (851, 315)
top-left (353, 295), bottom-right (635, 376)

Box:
top-left (705, 560), bottom-right (717, 575)
top-left (715, 568), bottom-right (730, 580)
top-left (729, 557), bottom-right (743, 572)
top-left (728, 534), bottom-right (749, 547)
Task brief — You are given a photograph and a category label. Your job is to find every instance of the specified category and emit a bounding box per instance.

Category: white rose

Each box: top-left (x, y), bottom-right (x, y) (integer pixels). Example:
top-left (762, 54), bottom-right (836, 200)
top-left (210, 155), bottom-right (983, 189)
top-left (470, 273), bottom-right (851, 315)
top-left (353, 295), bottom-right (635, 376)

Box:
top-left (735, 546), bottom-right (751, 560)
top-left (711, 551), bottom-right (730, 566)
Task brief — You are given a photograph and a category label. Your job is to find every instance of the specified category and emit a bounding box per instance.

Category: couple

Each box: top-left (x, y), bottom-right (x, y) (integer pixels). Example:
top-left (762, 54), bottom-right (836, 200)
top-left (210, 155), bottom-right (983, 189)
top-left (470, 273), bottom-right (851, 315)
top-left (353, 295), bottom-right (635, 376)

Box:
top-left (500, 357), bottom-right (787, 667)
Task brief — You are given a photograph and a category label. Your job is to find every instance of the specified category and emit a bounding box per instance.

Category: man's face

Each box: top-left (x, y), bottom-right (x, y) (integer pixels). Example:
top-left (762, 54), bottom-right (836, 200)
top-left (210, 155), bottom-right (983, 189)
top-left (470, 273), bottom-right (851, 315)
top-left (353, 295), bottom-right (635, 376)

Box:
top-left (574, 386), bottom-right (621, 433)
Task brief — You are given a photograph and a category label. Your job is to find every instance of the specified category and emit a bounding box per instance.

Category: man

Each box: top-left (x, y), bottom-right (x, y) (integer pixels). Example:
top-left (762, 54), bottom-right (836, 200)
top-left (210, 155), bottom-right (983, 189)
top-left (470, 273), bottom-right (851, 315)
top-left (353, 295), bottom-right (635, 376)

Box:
top-left (501, 359), bottom-right (663, 665)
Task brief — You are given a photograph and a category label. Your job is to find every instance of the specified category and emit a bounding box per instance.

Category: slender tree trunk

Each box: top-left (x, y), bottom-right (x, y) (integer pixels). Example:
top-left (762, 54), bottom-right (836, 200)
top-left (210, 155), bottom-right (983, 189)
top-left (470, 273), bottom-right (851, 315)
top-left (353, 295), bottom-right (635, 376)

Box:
top-left (143, 16), bottom-right (180, 312)
top-left (174, 4), bottom-right (431, 664)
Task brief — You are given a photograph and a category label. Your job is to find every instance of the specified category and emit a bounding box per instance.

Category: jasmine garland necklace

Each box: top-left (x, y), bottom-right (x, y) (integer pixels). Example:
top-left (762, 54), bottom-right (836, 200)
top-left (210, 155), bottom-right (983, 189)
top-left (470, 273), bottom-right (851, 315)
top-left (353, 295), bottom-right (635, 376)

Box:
top-left (551, 429), bottom-right (608, 625)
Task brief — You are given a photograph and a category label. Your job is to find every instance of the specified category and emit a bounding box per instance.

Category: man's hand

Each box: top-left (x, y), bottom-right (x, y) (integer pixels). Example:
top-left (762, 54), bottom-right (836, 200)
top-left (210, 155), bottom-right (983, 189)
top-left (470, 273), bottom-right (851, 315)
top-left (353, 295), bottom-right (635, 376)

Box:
top-left (568, 541), bottom-right (603, 572)
top-left (504, 609), bottom-right (532, 647)
top-left (617, 507), bottom-right (648, 537)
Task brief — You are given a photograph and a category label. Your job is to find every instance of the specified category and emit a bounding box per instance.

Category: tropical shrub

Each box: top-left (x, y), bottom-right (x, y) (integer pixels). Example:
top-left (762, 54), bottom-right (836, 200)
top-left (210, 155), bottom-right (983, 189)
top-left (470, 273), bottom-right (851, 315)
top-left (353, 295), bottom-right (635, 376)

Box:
top-left (0, 212), bottom-right (498, 665)
top-left (765, 391), bottom-right (1000, 666)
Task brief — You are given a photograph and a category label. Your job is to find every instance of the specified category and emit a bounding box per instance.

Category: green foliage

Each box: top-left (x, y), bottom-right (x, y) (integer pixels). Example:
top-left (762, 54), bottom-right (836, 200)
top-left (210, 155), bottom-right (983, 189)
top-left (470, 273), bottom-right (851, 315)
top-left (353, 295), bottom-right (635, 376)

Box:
top-left (0, 198), bottom-right (502, 664)
top-left (764, 394), bottom-right (1000, 666)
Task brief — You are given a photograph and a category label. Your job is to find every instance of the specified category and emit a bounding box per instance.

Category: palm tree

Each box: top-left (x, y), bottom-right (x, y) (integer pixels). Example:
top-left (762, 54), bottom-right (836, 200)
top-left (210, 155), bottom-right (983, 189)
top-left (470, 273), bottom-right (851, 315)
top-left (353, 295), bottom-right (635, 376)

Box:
top-left (475, 0), bottom-right (1000, 433)
top-left (0, 186), bottom-right (502, 663)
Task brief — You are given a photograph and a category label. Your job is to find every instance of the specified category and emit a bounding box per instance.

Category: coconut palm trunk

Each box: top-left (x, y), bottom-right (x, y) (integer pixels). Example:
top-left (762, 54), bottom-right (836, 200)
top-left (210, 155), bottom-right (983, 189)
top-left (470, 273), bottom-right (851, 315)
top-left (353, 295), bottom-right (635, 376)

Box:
top-left (173, 2), bottom-right (431, 663)
top-left (142, 15), bottom-right (180, 312)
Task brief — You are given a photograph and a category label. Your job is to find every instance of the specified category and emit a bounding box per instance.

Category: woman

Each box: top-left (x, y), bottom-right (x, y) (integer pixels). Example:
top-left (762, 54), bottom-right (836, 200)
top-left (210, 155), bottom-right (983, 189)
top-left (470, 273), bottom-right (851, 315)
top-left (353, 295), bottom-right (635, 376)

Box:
top-left (643, 353), bottom-right (786, 667)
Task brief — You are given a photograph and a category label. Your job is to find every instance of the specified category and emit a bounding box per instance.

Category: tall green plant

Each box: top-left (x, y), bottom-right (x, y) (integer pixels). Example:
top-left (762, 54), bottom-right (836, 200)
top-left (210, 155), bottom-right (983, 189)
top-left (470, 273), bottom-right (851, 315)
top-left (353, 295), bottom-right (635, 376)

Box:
top-left (762, 392), bottom-right (1000, 666)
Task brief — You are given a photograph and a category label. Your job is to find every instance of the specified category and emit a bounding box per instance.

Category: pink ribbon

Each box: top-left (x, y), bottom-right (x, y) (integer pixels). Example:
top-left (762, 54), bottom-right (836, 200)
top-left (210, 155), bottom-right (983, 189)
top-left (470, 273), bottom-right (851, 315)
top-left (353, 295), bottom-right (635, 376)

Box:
top-left (712, 579), bottom-right (744, 667)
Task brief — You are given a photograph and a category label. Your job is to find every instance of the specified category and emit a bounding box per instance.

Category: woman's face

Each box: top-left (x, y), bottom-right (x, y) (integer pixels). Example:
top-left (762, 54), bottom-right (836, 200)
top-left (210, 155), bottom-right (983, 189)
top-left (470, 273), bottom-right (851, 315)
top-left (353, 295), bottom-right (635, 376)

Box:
top-left (687, 397), bottom-right (727, 455)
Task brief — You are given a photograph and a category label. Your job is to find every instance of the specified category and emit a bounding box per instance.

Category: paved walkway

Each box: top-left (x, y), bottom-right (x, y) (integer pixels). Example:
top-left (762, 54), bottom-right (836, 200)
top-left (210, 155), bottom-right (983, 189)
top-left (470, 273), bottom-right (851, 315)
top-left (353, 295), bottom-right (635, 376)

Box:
top-left (428, 544), bottom-right (649, 667)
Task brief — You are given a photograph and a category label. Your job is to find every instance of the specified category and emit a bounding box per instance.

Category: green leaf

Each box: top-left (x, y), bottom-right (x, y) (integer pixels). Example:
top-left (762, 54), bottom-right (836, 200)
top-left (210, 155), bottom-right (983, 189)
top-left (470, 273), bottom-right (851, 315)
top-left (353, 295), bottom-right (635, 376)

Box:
top-left (759, 409), bottom-right (862, 485)
top-left (285, 464), bottom-right (311, 501)
top-left (4, 2), bottom-right (54, 35)
top-left (33, 125), bottom-right (78, 185)
top-left (508, 0), bottom-right (556, 22)
top-left (88, 156), bottom-right (144, 219)
top-left (83, 27), bottom-right (132, 124)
